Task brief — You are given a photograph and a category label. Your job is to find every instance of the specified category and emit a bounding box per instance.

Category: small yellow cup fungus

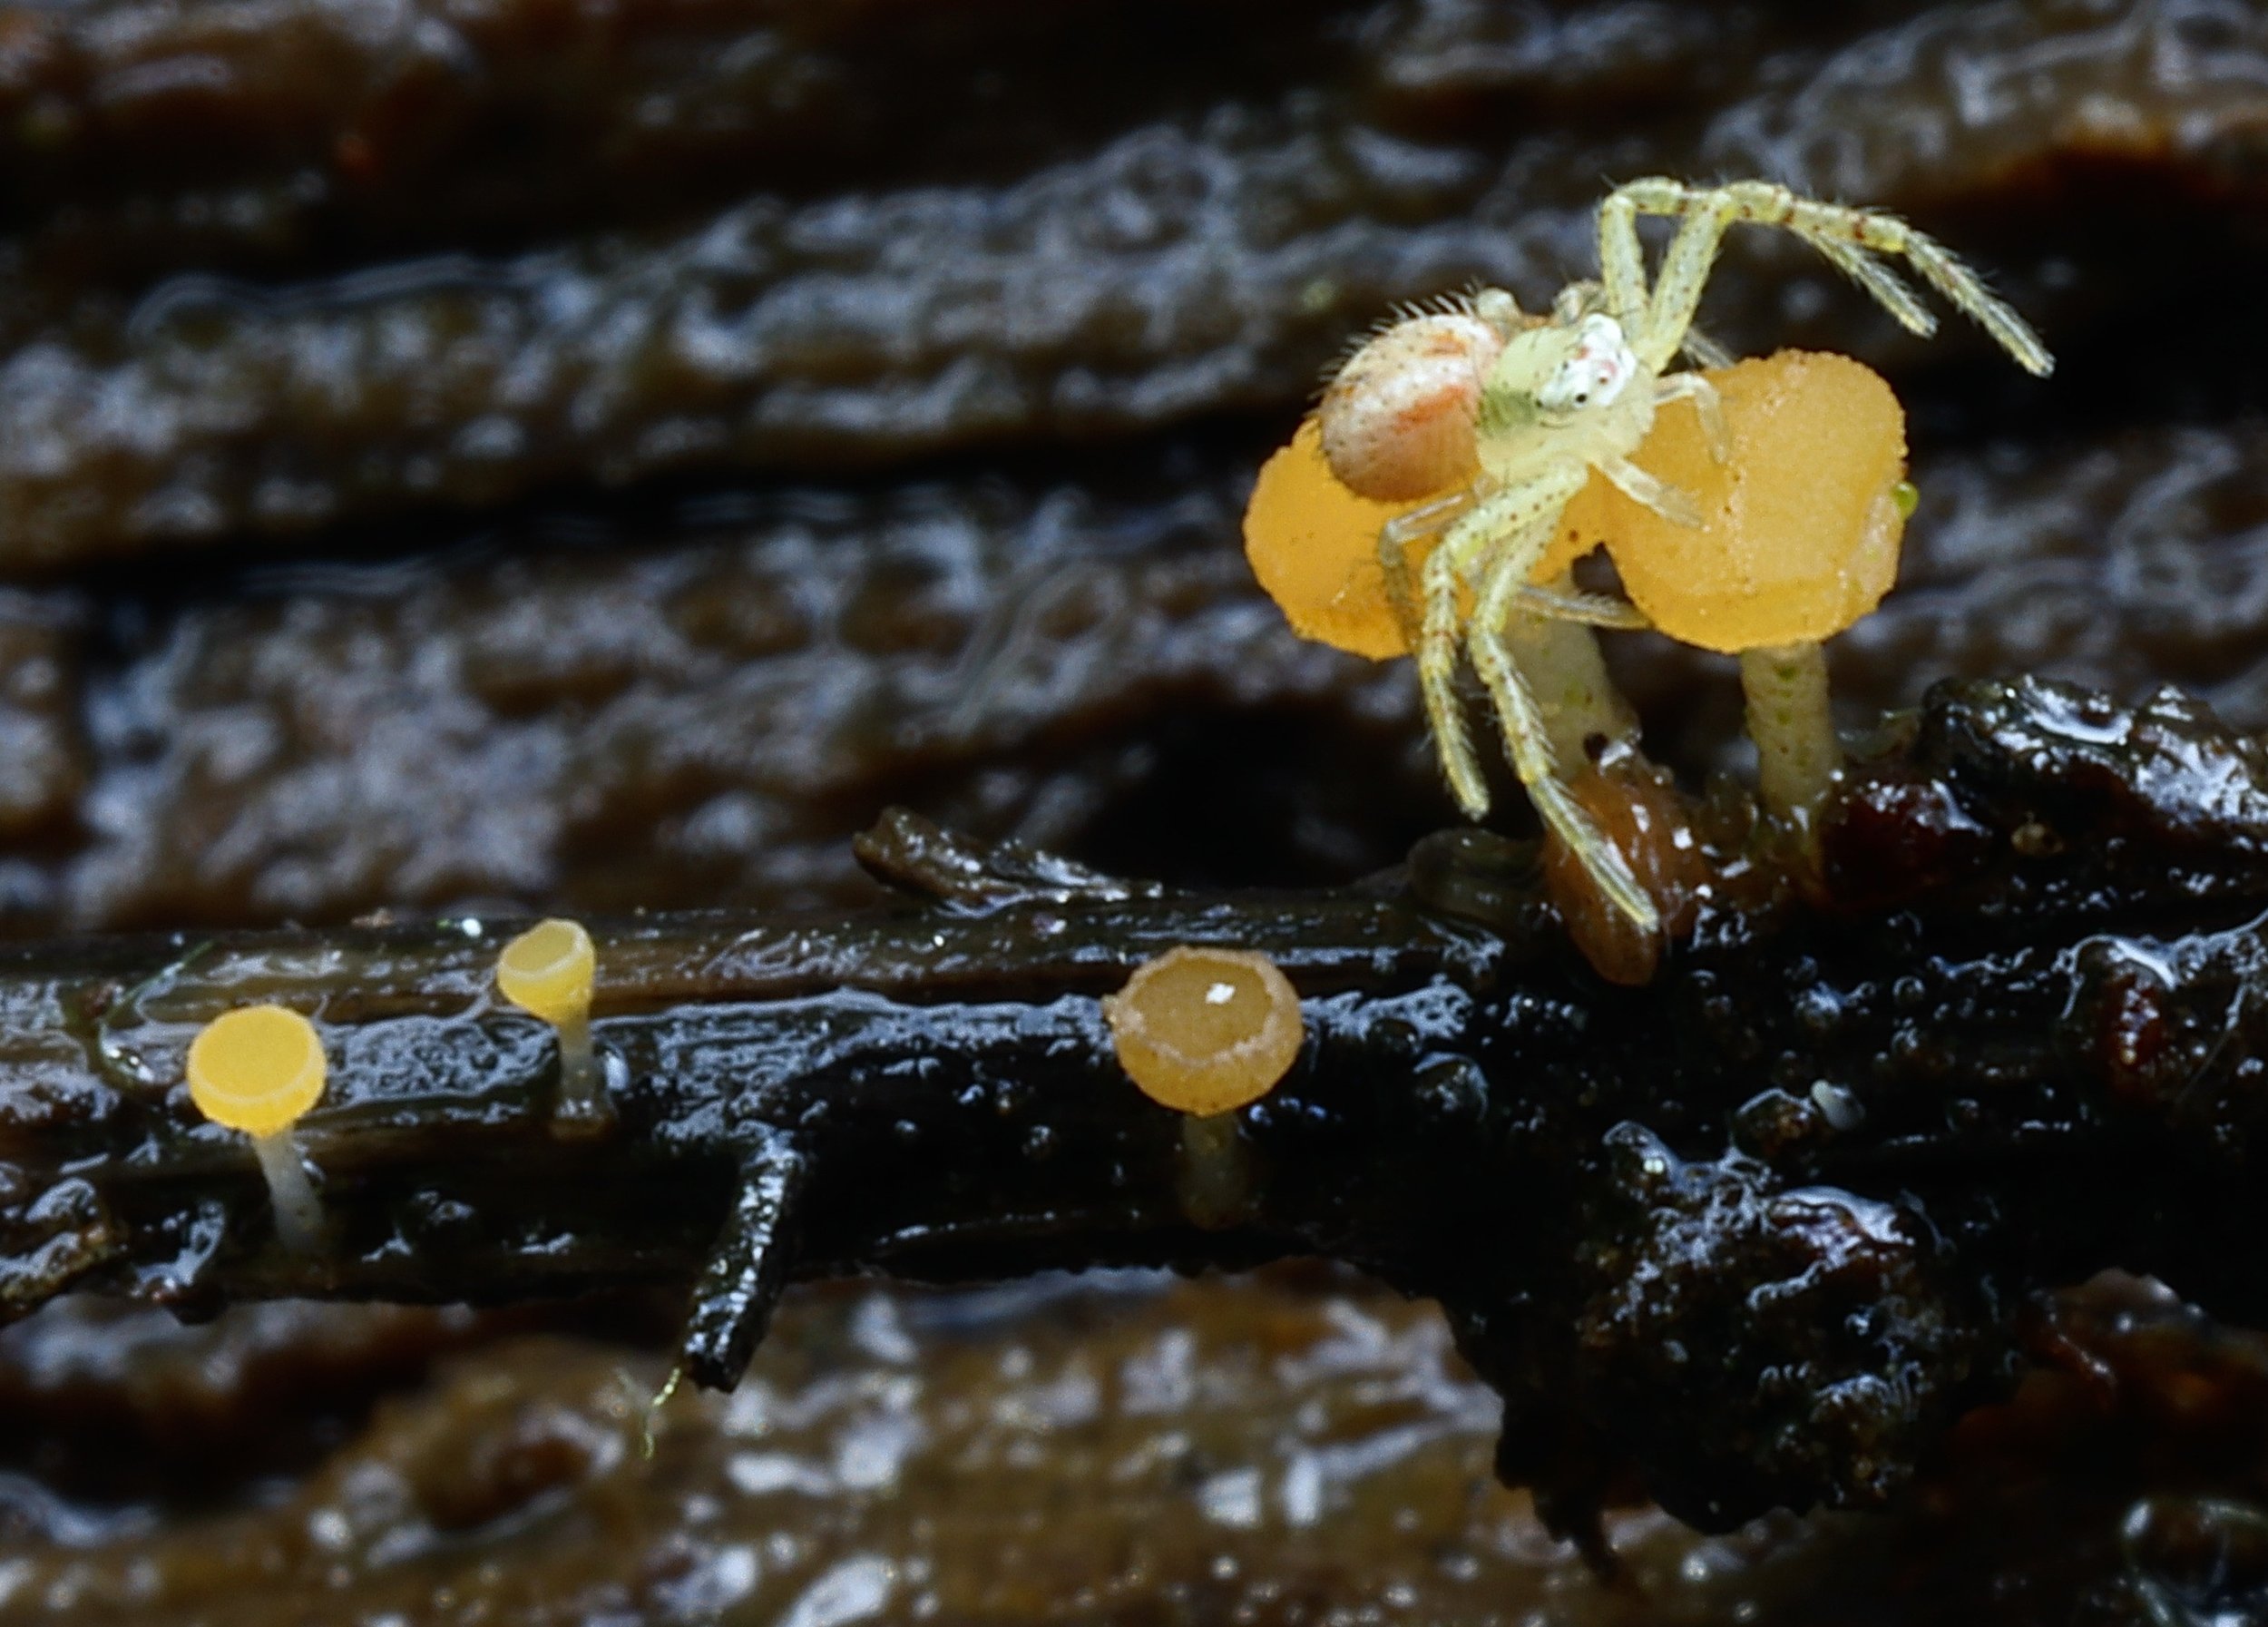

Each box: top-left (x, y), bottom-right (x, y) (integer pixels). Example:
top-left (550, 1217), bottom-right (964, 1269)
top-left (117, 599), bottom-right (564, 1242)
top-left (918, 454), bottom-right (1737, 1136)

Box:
top-left (1556, 349), bottom-right (1909, 816)
top-left (1243, 417), bottom-right (1586, 662)
top-left (1105, 945), bottom-right (1305, 1231)
top-left (186, 1004), bottom-right (328, 1251)
top-left (1104, 945), bottom-right (1304, 1117)
top-left (495, 917), bottom-right (607, 1126)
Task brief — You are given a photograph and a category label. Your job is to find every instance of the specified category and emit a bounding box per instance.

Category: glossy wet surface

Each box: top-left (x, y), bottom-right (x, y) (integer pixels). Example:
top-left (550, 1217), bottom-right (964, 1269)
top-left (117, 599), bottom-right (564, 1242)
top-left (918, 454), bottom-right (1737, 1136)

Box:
top-left (5, 0), bottom-right (2268, 1619)
top-left (0, 1273), bottom-right (1832, 1624)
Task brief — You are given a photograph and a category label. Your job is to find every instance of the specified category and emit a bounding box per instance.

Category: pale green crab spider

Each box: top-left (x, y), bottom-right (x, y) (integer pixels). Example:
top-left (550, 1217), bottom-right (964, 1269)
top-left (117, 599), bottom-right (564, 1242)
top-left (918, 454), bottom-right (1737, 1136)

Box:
top-left (1315, 178), bottom-right (2053, 939)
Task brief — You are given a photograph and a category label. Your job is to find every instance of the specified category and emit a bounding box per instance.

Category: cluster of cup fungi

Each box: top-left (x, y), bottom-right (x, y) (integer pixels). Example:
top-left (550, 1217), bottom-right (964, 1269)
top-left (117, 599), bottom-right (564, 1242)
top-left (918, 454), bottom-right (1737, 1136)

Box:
top-left (186, 918), bottom-right (603, 1247)
top-left (1247, 348), bottom-right (1914, 806)
top-left (187, 907), bottom-right (1315, 1250)
top-left (1243, 347), bottom-right (1919, 982)
top-left (184, 178), bottom-right (2052, 1259)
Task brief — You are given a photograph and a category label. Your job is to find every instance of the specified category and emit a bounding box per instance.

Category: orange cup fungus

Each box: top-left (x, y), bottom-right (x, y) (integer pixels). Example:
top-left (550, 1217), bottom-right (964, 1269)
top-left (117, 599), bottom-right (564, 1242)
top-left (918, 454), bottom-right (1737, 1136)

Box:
top-left (186, 1004), bottom-right (329, 1251)
top-left (495, 917), bottom-right (609, 1126)
top-left (1554, 349), bottom-right (1908, 657)
top-left (1104, 945), bottom-right (1304, 1118)
top-left (1246, 352), bottom-right (1907, 669)
top-left (1243, 417), bottom-right (1583, 662)
top-left (1559, 348), bottom-right (1909, 816)
top-left (1246, 348), bottom-right (1909, 819)
top-left (1106, 945), bottom-right (1304, 1230)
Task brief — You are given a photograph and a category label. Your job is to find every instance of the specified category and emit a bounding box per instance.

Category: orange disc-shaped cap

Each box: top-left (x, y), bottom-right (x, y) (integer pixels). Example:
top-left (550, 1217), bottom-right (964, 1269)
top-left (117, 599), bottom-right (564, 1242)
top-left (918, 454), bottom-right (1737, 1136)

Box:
top-left (496, 918), bottom-right (595, 1027)
top-left (1104, 946), bottom-right (1304, 1117)
top-left (1244, 417), bottom-right (1432, 661)
top-left (187, 1005), bottom-right (327, 1137)
top-left (1245, 417), bottom-right (1590, 660)
top-left (1555, 350), bottom-right (1907, 654)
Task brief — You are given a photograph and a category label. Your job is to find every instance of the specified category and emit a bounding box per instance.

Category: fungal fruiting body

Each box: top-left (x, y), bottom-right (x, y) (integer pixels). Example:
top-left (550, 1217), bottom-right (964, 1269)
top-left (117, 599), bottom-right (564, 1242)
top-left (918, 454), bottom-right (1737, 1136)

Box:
top-left (495, 918), bottom-right (606, 1127)
top-left (186, 1004), bottom-right (328, 1251)
top-left (1555, 348), bottom-right (1910, 819)
top-left (1246, 177), bottom-right (2050, 942)
top-left (1103, 946), bottom-right (1304, 1229)
top-left (1243, 418), bottom-right (1623, 760)
top-left (1104, 944), bottom-right (1305, 1116)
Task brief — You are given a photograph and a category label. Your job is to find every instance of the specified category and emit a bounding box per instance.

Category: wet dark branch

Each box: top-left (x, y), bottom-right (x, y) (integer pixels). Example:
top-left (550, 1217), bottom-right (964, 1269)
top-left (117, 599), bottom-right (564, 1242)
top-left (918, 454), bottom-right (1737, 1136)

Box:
top-left (6, 676), bottom-right (2268, 1540)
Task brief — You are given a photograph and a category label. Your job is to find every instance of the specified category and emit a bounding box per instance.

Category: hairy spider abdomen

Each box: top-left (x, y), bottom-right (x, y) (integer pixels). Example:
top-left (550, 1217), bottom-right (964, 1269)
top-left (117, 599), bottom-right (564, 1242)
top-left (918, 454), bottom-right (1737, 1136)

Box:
top-left (1318, 312), bottom-right (1505, 501)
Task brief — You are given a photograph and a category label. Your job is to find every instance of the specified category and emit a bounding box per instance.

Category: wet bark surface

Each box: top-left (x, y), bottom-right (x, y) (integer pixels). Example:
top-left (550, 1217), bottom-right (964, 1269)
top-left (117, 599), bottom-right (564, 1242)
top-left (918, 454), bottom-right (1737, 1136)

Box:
top-left (3, 0), bottom-right (2268, 1621)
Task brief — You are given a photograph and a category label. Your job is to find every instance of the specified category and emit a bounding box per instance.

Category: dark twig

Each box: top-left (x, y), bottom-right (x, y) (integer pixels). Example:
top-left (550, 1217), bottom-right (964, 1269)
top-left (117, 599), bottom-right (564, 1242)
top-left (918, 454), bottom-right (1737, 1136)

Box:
top-left (6, 677), bottom-right (2268, 1544)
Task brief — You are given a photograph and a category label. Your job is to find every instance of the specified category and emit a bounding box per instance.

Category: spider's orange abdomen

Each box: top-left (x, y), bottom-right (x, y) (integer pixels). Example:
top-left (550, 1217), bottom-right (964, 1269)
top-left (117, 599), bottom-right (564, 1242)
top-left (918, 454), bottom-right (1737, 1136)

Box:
top-left (1318, 313), bottom-right (1503, 501)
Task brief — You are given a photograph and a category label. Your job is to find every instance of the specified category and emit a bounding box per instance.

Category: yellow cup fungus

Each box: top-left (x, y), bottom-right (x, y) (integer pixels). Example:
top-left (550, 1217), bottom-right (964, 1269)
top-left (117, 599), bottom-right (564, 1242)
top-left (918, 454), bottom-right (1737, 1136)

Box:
top-left (1104, 945), bottom-right (1305, 1230)
top-left (1104, 945), bottom-right (1304, 1117)
top-left (1243, 418), bottom-right (1627, 761)
top-left (495, 917), bottom-right (607, 1126)
top-left (1556, 348), bottom-right (1910, 815)
top-left (186, 1004), bottom-right (328, 1251)
top-left (1246, 349), bottom-right (1911, 826)
top-left (1243, 417), bottom-right (1585, 662)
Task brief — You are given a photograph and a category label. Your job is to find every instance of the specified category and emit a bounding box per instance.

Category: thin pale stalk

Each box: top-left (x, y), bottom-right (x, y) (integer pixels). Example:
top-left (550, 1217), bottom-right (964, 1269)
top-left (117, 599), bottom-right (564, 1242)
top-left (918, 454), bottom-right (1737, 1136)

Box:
top-left (1740, 641), bottom-right (1839, 818)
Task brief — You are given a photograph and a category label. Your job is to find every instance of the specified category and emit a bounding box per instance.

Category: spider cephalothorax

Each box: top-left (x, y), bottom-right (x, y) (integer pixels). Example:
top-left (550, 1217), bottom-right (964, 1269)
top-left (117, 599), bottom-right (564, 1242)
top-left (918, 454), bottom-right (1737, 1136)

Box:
top-left (1311, 179), bottom-right (2053, 937)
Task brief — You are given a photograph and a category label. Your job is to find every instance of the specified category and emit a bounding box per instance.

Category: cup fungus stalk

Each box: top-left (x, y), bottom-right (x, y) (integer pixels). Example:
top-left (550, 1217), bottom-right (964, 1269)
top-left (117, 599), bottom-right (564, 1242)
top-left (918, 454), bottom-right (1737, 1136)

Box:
top-left (1739, 642), bottom-right (1839, 818)
top-left (495, 917), bottom-right (608, 1127)
top-left (1103, 945), bottom-right (1305, 1230)
top-left (185, 1004), bottom-right (329, 1251)
top-left (1501, 571), bottom-right (1639, 762)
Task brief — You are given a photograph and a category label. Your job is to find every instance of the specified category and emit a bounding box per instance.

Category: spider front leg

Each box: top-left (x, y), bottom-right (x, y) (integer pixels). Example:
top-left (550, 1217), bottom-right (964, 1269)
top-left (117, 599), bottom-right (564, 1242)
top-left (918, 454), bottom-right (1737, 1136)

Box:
top-left (1468, 533), bottom-right (1658, 936)
top-left (1413, 471), bottom-right (1590, 818)
top-left (1602, 180), bottom-right (1737, 370)
top-left (1378, 489), bottom-right (1471, 652)
top-left (1653, 371), bottom-right (1728, 463)
top-left (1598, 456), bottom-right (1703, 527)
top-left (1596, 190), bottom-right (1649, 330)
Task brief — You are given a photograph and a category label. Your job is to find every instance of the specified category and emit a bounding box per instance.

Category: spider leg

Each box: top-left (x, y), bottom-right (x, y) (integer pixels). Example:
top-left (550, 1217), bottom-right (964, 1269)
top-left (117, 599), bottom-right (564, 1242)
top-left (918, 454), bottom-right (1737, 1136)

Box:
top-left (1800, 230), bottom-right (1937, 338)
top-left (1379, 489), bottom-right (1471, 653)
top-left (1417, 516), bottom-right (1490, 819)
top-left (1608, 177), bottom-right (2053, 377)
top-left (1617, 181), bottom-right (1738, 370)
top-left (1595, 191), bottom-right (1648, 330)
top-left (1515, 583), bottom-right (1649, 631)
top-left (1417, 470), bottom-right (1591, 819)
top-left (1470, 537), bottom-right (1659, 935)
top-left (1680, 323), bottom-right (1735, 370)
top-left (1653, 371), bottom-right (1728, 463)
top-left (1599, 455), bottom-right (1704, 526)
